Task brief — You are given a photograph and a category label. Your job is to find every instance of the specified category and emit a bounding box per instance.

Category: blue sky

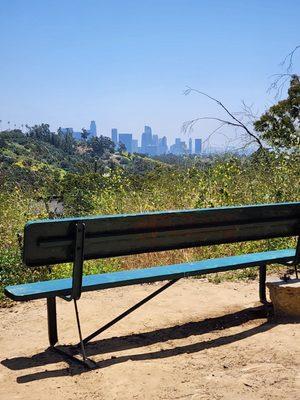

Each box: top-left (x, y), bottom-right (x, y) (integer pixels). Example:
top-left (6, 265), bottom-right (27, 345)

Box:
top-left (1, 0), bottom-right (299, 147)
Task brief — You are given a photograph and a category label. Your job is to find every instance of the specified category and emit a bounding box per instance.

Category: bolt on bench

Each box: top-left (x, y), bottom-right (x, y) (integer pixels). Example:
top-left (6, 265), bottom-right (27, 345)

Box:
top-left (5, 202), bottom-right (300, 368)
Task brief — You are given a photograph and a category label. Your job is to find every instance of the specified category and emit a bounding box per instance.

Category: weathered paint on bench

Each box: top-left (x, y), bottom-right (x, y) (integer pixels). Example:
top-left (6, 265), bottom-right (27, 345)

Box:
top-left (23, 202), bottom-right (300, 266)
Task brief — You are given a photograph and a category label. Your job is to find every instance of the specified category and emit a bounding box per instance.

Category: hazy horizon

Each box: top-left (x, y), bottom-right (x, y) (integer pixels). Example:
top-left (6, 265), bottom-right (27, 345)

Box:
top-left (1, 0), bottom-right (299, 147)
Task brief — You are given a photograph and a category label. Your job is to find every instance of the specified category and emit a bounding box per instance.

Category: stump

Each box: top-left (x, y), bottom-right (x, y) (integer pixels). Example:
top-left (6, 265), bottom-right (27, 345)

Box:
top-left (266, 279), bottom-right (300, 321)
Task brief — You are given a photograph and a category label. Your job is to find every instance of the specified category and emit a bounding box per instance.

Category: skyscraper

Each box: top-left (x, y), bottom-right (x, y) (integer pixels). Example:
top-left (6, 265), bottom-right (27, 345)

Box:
top-left (158, 136), bottom-right (168, 154)
top-left (132, 139), bottom-right (138, 153)
top-left (189, 138), bottom-right (192, 154)
top-left (119, 133), bottom-right (132, 153)
top-left (152, 134), bottom-right (159, 146)
top-left (144, 125), bottom-right (152, 135)
top-left (195, 138), bottom-right (202, 154)
top-left (170, 138), bottom-right (187, 155)
top-left (141, 125), bottom-right (152, 153)
top-left (61, 127), bottom-right (74, 135)
top-left (89, 121), bottom-right (97, 137)
top-left (61, 127), bottom-right (82, 140)
top-left (111, 128), bottom-right (118, 144)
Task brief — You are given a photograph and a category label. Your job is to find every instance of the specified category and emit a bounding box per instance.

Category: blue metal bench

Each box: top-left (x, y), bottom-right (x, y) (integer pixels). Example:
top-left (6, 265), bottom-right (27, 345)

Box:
top-left (4, 202), bottom-right (300, 368)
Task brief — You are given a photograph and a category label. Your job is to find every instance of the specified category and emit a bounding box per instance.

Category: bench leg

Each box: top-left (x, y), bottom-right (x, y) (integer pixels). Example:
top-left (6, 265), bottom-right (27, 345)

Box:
top-left (47, 297), bottom-right (58, 346)
top-left (259, 265), bottom-right (267, 304)
top-left (49, 298), bottom-right (97, 369)
top-left (50, 280), bottom-right (179, 369)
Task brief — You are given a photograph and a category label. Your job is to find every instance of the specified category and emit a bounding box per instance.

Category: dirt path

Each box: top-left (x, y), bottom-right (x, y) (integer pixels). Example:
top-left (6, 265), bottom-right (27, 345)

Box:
top-left (0, 278), bottom-right (299, 400)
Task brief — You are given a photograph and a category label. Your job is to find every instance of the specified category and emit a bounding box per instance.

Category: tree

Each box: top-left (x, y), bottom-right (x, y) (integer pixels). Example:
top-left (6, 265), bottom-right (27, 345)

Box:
top-left (254, 75), bottom-right (300, 150)
top-left (26, 123), bottom-right (51, 141)
top-left (118, 142), bottom-right (127, 154)
top-left (63, 130), bottom-right (75, 154)
top-left (88, 136), bottom-right (115, 157)
top-left (81, 128), bottom-right (90, 141)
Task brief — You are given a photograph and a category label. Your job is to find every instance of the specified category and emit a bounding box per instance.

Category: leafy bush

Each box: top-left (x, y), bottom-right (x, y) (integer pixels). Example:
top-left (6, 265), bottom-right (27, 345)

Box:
top-left (0, 141), bottom-right (299, 304)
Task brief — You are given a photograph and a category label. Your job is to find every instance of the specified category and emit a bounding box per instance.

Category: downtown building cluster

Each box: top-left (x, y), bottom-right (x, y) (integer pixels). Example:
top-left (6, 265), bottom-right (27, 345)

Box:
top-left (60, 121), bottom-right (202, 155)
top-left (111, 125), bottom-right (202, 156)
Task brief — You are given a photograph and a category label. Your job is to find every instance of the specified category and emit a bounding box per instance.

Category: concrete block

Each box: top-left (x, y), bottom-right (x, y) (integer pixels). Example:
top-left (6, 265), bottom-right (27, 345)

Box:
top-left (266, 279), bottom-right (300, 321)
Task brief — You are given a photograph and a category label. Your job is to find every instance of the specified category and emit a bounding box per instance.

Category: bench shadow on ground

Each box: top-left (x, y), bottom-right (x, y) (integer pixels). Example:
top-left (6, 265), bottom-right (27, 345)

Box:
top-left (2, 305), bottom-right (276, 383)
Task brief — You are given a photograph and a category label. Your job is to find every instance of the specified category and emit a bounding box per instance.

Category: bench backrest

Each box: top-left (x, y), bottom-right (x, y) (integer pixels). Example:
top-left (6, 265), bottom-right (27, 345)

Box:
top-left (23, 202), bottom-right (300, 267)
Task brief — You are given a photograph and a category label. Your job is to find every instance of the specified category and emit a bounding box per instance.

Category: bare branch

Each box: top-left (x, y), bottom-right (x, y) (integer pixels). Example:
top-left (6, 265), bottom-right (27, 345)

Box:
top-left (240, 100), bottom-right (259, 121)
top-left (267, 73), bottom-right (294, 98)
top-left (268, 46), bottom-right (299, 98)
top-left (183, 87), bottom-right (264, 149)
top-left (202, 123), bottom-right (228, 145)
top-left (183, 116), bottom-right (241, 129)
top-left (280, 45), bottom-right (300, 72)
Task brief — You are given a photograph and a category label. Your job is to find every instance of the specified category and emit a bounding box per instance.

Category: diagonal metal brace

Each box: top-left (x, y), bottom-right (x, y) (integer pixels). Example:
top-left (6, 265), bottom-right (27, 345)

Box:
top-left (81, 278), bottom-right (180, 346)
top-left (50, 299), bottom-right (97, 369)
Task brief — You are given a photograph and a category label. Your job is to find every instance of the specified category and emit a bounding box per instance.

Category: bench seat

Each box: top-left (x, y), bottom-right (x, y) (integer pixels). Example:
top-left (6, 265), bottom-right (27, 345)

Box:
top-left (5, 248), bottom-right (295, 301)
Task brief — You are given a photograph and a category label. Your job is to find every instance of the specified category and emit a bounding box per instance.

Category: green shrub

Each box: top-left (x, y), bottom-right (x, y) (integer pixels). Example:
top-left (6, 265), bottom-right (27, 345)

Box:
top-left (0, 151), bottom-right (299, 304)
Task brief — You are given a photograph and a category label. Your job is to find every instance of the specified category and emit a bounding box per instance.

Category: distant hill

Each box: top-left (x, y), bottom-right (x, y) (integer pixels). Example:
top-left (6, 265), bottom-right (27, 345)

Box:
top-left (0, 130), bottom-right (171, 188)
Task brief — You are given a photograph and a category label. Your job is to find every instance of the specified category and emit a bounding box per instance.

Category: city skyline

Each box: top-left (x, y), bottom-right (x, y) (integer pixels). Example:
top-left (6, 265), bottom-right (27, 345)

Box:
top-left (0, 118), bottom-right (204, 151)
top-left (1, 1), bottom-right (299, 148)
top-left (0, 118), bottom-right (245, 154)
top-left (57, 120), bottom-right (203, 155)
top-left (111, 124), bottom-right (203, 155)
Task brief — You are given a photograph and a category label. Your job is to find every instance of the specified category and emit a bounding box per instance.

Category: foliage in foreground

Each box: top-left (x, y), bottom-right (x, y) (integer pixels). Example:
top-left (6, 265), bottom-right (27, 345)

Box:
top-left (0, 151), bottom-right (299, 303)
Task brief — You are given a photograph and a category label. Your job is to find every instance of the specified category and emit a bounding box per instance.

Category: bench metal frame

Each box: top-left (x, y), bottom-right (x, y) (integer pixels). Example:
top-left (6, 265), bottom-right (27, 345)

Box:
top-left (47, 222), bottom-right (181, 368)
top-left (47, 263), bottom-right (269, 369)
top-left (47, 278), bottom-right (180, 368)
top-left (5, 203), bottom-right (300, 369)
top-left (47, 223), bottom-right (300, 369)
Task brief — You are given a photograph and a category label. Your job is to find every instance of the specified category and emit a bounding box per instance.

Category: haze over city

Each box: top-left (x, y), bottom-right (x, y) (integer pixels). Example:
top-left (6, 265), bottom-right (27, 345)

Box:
top-left (60, 121), bottom-right (204, 155)
top-left (1, 0), bottom-right (299, 148)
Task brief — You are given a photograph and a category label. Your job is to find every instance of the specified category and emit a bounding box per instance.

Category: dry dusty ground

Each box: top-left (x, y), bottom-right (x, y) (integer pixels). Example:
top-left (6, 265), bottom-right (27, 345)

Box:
top-left (0, 278), bottom-right (299, 400)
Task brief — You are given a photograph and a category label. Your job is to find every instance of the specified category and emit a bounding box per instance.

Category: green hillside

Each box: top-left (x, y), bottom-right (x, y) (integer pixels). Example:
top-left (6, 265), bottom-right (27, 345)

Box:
top-left (0, 128), bottom-right (299, 304)
top-left (0, 129), bottom-right (170, 183)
